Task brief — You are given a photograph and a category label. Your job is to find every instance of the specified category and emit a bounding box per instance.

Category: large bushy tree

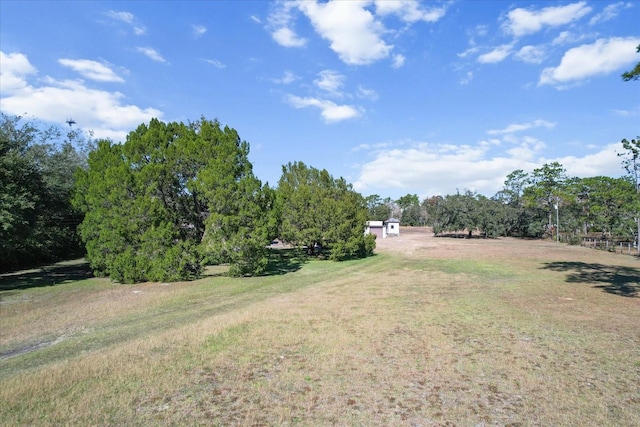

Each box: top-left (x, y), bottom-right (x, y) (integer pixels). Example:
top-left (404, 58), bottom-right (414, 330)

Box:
top-left (277, 161), bottom-right (375, 260)
top-left (74, 117), bottom-right (273, 282)
top-left (198, 121), bottom-right (278, 276)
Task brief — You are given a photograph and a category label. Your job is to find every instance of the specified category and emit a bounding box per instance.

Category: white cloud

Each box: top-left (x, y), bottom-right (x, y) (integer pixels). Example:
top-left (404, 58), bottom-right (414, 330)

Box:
top-left (0, 51), bottom-right (37, 94)
top-left (314, 70), bottom-right (345, 97)
top-left (192, 24), bottom-right (207, 38)
top-left (267, 0), bottom-right (444, 66)
top-left (357, 85), bottom-right (378, 101)
top-left (612, 107), bottom-right (640, 117)
top-left (136, 47), bottom-right (167, 63)
top-left (552, 31), bottom-right (575, 46)
top-left (557, 143), bottom-right (621, 178)
top-left (458, 46), bottom-right (480, 59)
top-left (505, 136), bottom-right (547, 162)
top-left (515, 45), bottom-right (545, 64)
top-left (478, 44), bottom-right (513, 64)
top-left (458, 25), bottom-right (489, 59)
top-left (353, 139), bottom-right (622, 197)
top-left (459, 71), bottom-right (474, 85)
top-left (267, 2), bottom-right (307, 48)
top-left (105, 10), bottom-right (134, 23)
top-left (374, 0), bottom-right (448, 23)
top-left (272, 70), bottom-right (299, 85)
top-left (286, 95), bottom-right (361, 123)
top-left (203, 59), bottom-right (226, 69)
top-left (105, 10), bottom-right (146, 35)
top-left (353, 142), bottom-right (516, 196)
top-left (297, 0), bottom-right (392, 65)
top-left (0, 51), bottom-right (162, 141)
top-left (589, 2), bottom-right (632, 25)
top-left (502, 2), bottom-right (592, 37)
top-left (539, 37), bottom-right (640, 87)
top-left (392, 54), bottom-right (406, 68)
top-left (352, 143), bottom-right (371, 152)
top-left (58, 59), bottom-right (124, 83)
top-left (487, 119), bottom-right (556, 135)
top-left (271, 27), bottom-right (307, 48)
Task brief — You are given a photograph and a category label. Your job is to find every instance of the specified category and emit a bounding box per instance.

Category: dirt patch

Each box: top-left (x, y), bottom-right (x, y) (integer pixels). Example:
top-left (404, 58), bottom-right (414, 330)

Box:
top-left (376, 226), bottom-right (630, 263)
top-left (0, 340), bottom-right (59, 361)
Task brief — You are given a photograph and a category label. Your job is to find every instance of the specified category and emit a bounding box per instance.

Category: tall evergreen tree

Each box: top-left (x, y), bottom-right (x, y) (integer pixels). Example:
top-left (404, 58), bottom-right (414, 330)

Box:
top-left (74, 117), bottom-right (272, 282)
top-left (277, 161), bottom-right (375, 260)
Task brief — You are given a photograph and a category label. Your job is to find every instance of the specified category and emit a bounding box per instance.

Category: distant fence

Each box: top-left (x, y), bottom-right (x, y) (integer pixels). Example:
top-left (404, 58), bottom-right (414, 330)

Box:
top-left (581, 238), bottom-right (637, 255)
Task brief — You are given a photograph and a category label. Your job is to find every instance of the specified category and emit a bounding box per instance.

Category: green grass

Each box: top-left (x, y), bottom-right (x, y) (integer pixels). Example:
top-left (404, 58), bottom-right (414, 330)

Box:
top-left (1, 241), bottom-right (639, 426)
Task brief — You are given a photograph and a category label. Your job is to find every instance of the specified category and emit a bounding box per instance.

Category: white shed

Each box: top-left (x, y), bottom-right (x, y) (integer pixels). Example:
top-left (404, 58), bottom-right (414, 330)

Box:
top-left (384, 218), bottom-right (400, 237)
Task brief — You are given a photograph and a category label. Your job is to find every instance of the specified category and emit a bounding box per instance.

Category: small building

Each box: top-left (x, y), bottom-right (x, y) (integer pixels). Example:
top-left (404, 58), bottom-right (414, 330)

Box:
top-left (385, 218), bottom-right (400, 237)
top-left (365, 218), bottom-right (400, 239)
top-left (365, 220), bottom-right (384, 239)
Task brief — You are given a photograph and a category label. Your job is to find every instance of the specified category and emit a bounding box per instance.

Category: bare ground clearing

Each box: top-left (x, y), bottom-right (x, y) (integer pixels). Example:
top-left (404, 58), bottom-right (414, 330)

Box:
top-left (1, 228), bottom-right (639, 426)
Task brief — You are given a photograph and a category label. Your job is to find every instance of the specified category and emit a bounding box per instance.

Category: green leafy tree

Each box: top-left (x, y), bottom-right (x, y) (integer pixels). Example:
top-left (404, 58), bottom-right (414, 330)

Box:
top-left (401, 204), bottom-right (423, 226)
top-left (495, 170), bottom-right (526, 235)
top-left (524, 162), bottom-right (567, 237)
top-left (622, 44), bottom-right (640, 81)
top-left (496, 169), bottom-right (530, 207)
top-left (396, 193), bottom-right (419, 210)
top-left (475, 195), bottom-right (507, 237)
top-left (277, 161), bottom-right (374, 260)
top-left (199, 121), bottom-right (277, 276)
top-left (422, 196), bottom-right (443, 234)
top-left (75, 117), bottom-right (271, 282)
top-left (365, 194), bottom-right (391, 220)
top-left (396, 194), bottom-right (422, 226)
top-left (564, 176), bottom-right (635, 237)
top-left (396, 193), bottom-right (421, 226)
top-left (436, 190), bottom-right (478, 237)
top-left (0, 114), bottom-right (85, 271)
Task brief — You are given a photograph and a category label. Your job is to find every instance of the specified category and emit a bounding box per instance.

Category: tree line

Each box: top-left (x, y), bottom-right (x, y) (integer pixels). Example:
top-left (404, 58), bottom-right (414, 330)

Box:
top-left (366, 154), bottom-right (640, 249)
top-left (1, 114), bottom-right (374, 281)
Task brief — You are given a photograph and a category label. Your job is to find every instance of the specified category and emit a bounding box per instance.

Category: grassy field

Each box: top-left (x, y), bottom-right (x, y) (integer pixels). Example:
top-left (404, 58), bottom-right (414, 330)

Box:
top-left (1, 228), bottom-right (639, 426)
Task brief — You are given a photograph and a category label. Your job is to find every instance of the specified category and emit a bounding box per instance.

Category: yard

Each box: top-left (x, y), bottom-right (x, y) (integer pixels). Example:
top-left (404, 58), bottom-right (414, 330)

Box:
top-left (1, 228), bottom-right (639, 426)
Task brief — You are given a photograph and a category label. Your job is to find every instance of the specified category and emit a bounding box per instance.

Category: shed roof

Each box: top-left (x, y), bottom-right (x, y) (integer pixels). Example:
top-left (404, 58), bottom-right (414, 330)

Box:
top-left (385, 218), bottom-right (400, 223)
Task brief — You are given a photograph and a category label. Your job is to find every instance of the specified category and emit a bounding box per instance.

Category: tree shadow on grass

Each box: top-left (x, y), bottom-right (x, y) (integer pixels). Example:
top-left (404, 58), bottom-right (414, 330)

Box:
top-left (541, 262), bottom-right (640, 297)
top-left (261, 248), bottom-right (309, 276)
top-left (0, 260), bottom-right (94, 292)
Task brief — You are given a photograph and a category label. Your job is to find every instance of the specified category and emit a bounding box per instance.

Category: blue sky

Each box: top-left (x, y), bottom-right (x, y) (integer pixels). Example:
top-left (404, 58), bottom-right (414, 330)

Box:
top-left (1, 1), bottom-right (639, 199)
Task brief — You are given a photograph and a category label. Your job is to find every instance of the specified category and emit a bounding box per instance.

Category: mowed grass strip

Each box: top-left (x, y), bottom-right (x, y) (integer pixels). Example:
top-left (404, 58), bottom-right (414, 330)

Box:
top-left (1, 238), bottom-right (639, 426)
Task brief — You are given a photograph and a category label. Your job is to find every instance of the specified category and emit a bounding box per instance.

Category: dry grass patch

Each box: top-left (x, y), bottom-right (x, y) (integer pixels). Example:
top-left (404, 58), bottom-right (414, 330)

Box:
top-left (1, 230), bottom-right (639, 426)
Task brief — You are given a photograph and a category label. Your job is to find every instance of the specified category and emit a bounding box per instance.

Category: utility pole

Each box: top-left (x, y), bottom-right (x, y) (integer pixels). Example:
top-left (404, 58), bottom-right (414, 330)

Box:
top-left (555, 198), bottom-right (560, 243)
